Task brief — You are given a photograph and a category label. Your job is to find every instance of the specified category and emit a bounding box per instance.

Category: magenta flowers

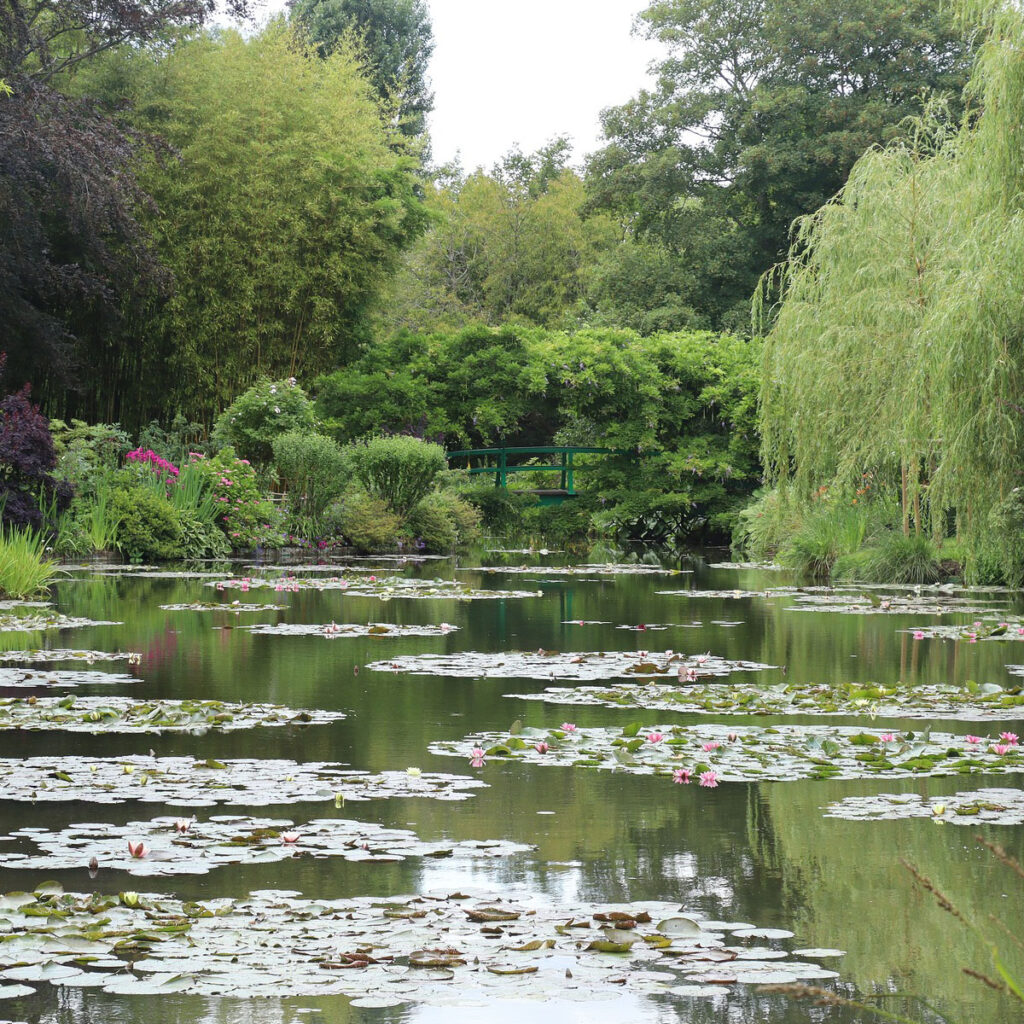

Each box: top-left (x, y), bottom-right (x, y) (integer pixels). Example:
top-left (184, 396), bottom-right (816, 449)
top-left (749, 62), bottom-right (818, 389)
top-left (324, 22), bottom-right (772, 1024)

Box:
top-left (1000, 732), bottom-right (1019, 746)
top-left (965, 735), bottom-right (983, 744)
top-left (647, 732), bottom-right (665, 743)
top-left (698, 770), bottom-right (718, 788)
top-left (879, 732), bottom-right (896, 743)
top-left (126, 447), bottom-right (179, 478)
top-left (993, 744), bottom-right (1012, 756)
top-left (534, 742), bottom-right (550, 754)
top-left (912, 630), bottom-right (926, 640)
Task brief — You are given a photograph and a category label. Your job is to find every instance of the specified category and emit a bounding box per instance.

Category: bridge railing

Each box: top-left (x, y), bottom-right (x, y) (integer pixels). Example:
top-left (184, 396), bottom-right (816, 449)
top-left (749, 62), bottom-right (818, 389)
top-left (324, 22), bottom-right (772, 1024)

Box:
top-left (445, 446), bottom-right (628, 494)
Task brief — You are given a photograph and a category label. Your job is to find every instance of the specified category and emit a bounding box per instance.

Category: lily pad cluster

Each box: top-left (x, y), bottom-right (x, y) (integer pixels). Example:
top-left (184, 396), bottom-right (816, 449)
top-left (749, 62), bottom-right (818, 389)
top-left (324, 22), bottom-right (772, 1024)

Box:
top-left (508, 679), bottom-right (1024, 722)
top-left (0, 697), bottom-right (347, 733)
top-left (429, 723), bottom-right (1024, 784)
top-left (0, 815), bottom-right (534, 876)
top-left (462, 564), bottom-right (686, 577)
top-left (0, 886), bottom-right (840, 1003)
top-left (0, 650), bottom-right (135, 666)
top-left (205, 576), bottom-right (541, 600)
top-left (158, 602), bottom-right (286, 613)
top-left (367, 650), bottom-right (772, 681)
top-left (0, 613), bottom-right (120, 633)
top-left (0, 668), bottom-right (136, 690)
top-left (246, 622), bottom-right (458, 639)
top-left (901, 622), bottom-right (1024, 642)
top-left (824, 787), bottom-right (1024, 826)
top-left (0, 757), bottom-right (486, 806)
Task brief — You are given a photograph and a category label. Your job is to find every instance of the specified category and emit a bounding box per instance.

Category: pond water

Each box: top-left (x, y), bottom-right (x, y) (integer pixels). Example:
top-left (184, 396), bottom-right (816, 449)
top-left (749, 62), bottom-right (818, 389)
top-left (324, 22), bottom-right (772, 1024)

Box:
top-left (1, 549), bottom-right (1023, 1024)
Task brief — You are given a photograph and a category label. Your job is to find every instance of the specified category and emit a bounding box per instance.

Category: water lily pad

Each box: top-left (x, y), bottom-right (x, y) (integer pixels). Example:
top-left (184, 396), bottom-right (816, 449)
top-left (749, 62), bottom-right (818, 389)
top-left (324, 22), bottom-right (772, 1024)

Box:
top-left (0, 984), bottom-right (35, 998)
top-left (0, 613), bottom-right (120, 633)
top-left (247, 622), bottom-right (458, 639)
top-left (507, 678), bottom-right (1024, 721)
top-left (0, 756), bottom-right (485, 806)
top-left (368, 650), bottom-right (772, 682)
top-left (0, 649), bottom-right (134, 666)
top-left (0, 889), bottom-right (835, 1005)
top-left (205, 576), bottom-right (540, 600)
top-left (0, 697), bottom-right (345, 733)
top-left (429, 723), bottom-right (1024, 783)
top-left (159, 603), bottom-right (286, 612)
top-left (0, 667), bottom-right (136, 689)
top-left (825, 787), bottom-right (1024, 825)
top-left (0, 815), bottom-right (533, 876)
top-left (461, 564), bottom-right (686, 577)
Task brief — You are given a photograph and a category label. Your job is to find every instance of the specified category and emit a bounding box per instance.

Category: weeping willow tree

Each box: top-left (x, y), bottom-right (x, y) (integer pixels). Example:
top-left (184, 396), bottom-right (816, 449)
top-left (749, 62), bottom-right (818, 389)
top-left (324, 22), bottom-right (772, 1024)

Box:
top-left (757, 0), bottom-right (1024, 577)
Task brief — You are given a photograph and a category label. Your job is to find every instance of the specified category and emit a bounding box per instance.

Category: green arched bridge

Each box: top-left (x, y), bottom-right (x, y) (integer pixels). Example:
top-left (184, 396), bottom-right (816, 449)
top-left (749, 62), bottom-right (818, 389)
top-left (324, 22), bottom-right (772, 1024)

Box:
top-left (446, 446), bottom-right (629, 504)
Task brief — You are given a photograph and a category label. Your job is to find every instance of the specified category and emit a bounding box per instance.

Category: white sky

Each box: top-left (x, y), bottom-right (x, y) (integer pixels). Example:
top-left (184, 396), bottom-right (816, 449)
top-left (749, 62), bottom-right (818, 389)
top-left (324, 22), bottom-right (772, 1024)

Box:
top-left (259, 0), bottom-right (662, 172)
top-left (424, 1), bottom-right (660, 172)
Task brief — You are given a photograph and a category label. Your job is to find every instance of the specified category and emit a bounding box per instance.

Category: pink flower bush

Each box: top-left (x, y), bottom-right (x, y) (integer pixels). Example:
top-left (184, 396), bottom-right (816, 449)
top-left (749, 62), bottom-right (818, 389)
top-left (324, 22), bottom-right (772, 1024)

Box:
top-left (126, 447), bottom-right (178, 478)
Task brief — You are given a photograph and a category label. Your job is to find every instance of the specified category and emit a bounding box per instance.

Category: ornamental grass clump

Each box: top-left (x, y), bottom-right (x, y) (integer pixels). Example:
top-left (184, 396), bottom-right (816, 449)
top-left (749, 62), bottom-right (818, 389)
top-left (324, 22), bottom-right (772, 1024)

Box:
top-left (0, 527), bottom-right (60, 598)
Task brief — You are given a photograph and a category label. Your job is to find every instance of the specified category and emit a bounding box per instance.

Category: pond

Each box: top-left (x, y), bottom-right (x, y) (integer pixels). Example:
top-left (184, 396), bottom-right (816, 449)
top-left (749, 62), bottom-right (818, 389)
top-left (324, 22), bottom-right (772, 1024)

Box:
top-left (1, 549), bottom-right (1022, 1024)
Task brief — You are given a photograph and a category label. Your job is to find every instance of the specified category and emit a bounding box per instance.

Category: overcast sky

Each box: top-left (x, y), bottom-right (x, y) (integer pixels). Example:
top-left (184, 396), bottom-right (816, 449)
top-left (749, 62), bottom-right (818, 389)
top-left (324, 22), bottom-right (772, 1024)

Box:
top-left (260, 0), bottom-right (661, 172)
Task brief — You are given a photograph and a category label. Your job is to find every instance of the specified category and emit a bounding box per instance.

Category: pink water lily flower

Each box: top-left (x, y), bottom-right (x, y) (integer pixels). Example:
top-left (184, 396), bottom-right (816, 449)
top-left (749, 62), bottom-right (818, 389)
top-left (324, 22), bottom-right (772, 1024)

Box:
top-left (727, 732), bottom-right (738, 743)
top-left (535, 742), bottom-right (550, 754)
top-left (560, 723), bottom-right (577, 733)
top-left (173, 819), bottom-right (192, 833)
top-left (965, 735), bottom-right (983, 744)
top-left (993, 744), bottom-right (1012, 756)
top-left (1000, 732), bottom-right (1019, 746)
top-left (679, 665), bottom-right (699, 682)
top-left (698, 770), bottom-right (718, 788)
top-left (281, 832), bottom-right (300, 844)
top-left (469, 747), bottom-right (486, 767)
top-left (673, 768), bottom-right (692, 785)
top-left (912, 630), bottom-right (926, 640)
top-left (1018, 627), bottom-right (1024, 636)
top-left (879, 733), bottom-right (896, 743)
top-left (702, 741), bottom-right (720, 752)
top-left (647, 732), bottom-right (665, 743)
top-left (127, 840), bottom-right (149, 858)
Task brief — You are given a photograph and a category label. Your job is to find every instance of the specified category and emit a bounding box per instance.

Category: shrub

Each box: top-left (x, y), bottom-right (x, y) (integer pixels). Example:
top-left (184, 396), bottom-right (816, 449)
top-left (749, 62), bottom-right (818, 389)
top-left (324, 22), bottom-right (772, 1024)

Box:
top-left (0, 527), bottom-right (60, 598)
top-left (136, 415), bottom-right (207, 466)
top-left (177, 508), bottom-right (231, 559)
top-left (111, 488), bottom-right (184, 561)
top-left (50, 419), bottom-right (131, 496)
top-left (212, 379), bottom-right (315, 466)
top-left (406, 492), bottom-right (481, 551)
top-left (458, 483), bottom-right (538, 533)
top-left (337, 490), bottom-right (404, 553)
top-left (986, 489), bottom-right (1024, 587)
top-left (867, 532), bottom-right (942, 585)
top-left (520, 497), bottom-right (597, 546)
top-left (731, 488), bottom-right (800, 561)
top-left (345, 435), bottom-right (446, 514)
top-left (272, 431), bottom-right (348, 524)
top-left (189, 449), bottom-right (280, 550)
top-left (0, 383), bottom-right (73, 531)
top-left (778, 500), bottom-right (875, 578)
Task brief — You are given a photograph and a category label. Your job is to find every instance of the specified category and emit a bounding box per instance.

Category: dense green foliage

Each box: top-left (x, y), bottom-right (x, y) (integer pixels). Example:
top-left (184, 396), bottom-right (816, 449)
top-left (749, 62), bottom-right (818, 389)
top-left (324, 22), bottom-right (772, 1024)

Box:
top-left (0, 527), bottom-right (60, 598)
top-left (272, 431), bottom-right (348, 526)
top-left (344, 435), bottom-right (447, 513)
top-left (584, 0), bottom-right (972, 331)
top-left (318, 325), bottom-right (761, 539)
top-left (758, 0), bottom-right (1024, 581)
top-left (290, 0), bottom-right (434, 140)
top-left (213, 379), bottom-right (316, 467)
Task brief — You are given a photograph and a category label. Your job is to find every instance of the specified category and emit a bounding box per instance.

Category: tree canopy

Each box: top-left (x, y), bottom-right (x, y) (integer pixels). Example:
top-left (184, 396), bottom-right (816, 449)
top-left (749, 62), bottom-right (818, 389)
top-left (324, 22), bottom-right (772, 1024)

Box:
top-left (289, 0), bottom-right (433, 139)
top-left (586, 0), bottom-right (973, 330)
top-left (758, 0), bottom-right (1024, 578)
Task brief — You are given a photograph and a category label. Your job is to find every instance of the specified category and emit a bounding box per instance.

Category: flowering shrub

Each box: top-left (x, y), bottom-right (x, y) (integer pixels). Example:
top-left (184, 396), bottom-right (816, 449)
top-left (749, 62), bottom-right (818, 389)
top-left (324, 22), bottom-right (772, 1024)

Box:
top-left (125, 447), bottom-right (179, 479)
top-left (190, 448), bottom-right (280, 549)
top-left (212, 378), bottom-right (315, 466)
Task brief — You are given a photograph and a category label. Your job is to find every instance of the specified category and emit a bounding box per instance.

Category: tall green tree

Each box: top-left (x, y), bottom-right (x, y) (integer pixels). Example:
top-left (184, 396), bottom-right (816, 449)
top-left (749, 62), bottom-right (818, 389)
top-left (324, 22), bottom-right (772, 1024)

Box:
top-left (758, 0), bottom-right (1024, 579)
top-left (101, 23), bottom-right (428, 425)
top-left (0, 0), bottom-right (248, 399)
top-left (289, 0), bottom-right (433, 139)
top-left (586, 0), bottom-right (972, 330)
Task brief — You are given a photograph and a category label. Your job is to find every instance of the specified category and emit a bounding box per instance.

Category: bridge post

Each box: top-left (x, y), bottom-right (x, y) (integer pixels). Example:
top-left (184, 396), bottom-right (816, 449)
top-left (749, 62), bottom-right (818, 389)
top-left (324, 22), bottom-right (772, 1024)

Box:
top-left (567, 450), bottom-right (575, 495)
top-left (560, 450), bottom-right (567, 491)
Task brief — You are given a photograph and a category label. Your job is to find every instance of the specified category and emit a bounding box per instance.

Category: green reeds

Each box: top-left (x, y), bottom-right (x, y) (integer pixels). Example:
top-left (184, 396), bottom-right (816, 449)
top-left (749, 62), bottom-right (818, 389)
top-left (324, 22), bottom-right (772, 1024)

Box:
top-left (0, 527), bottom-right (60, 598)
